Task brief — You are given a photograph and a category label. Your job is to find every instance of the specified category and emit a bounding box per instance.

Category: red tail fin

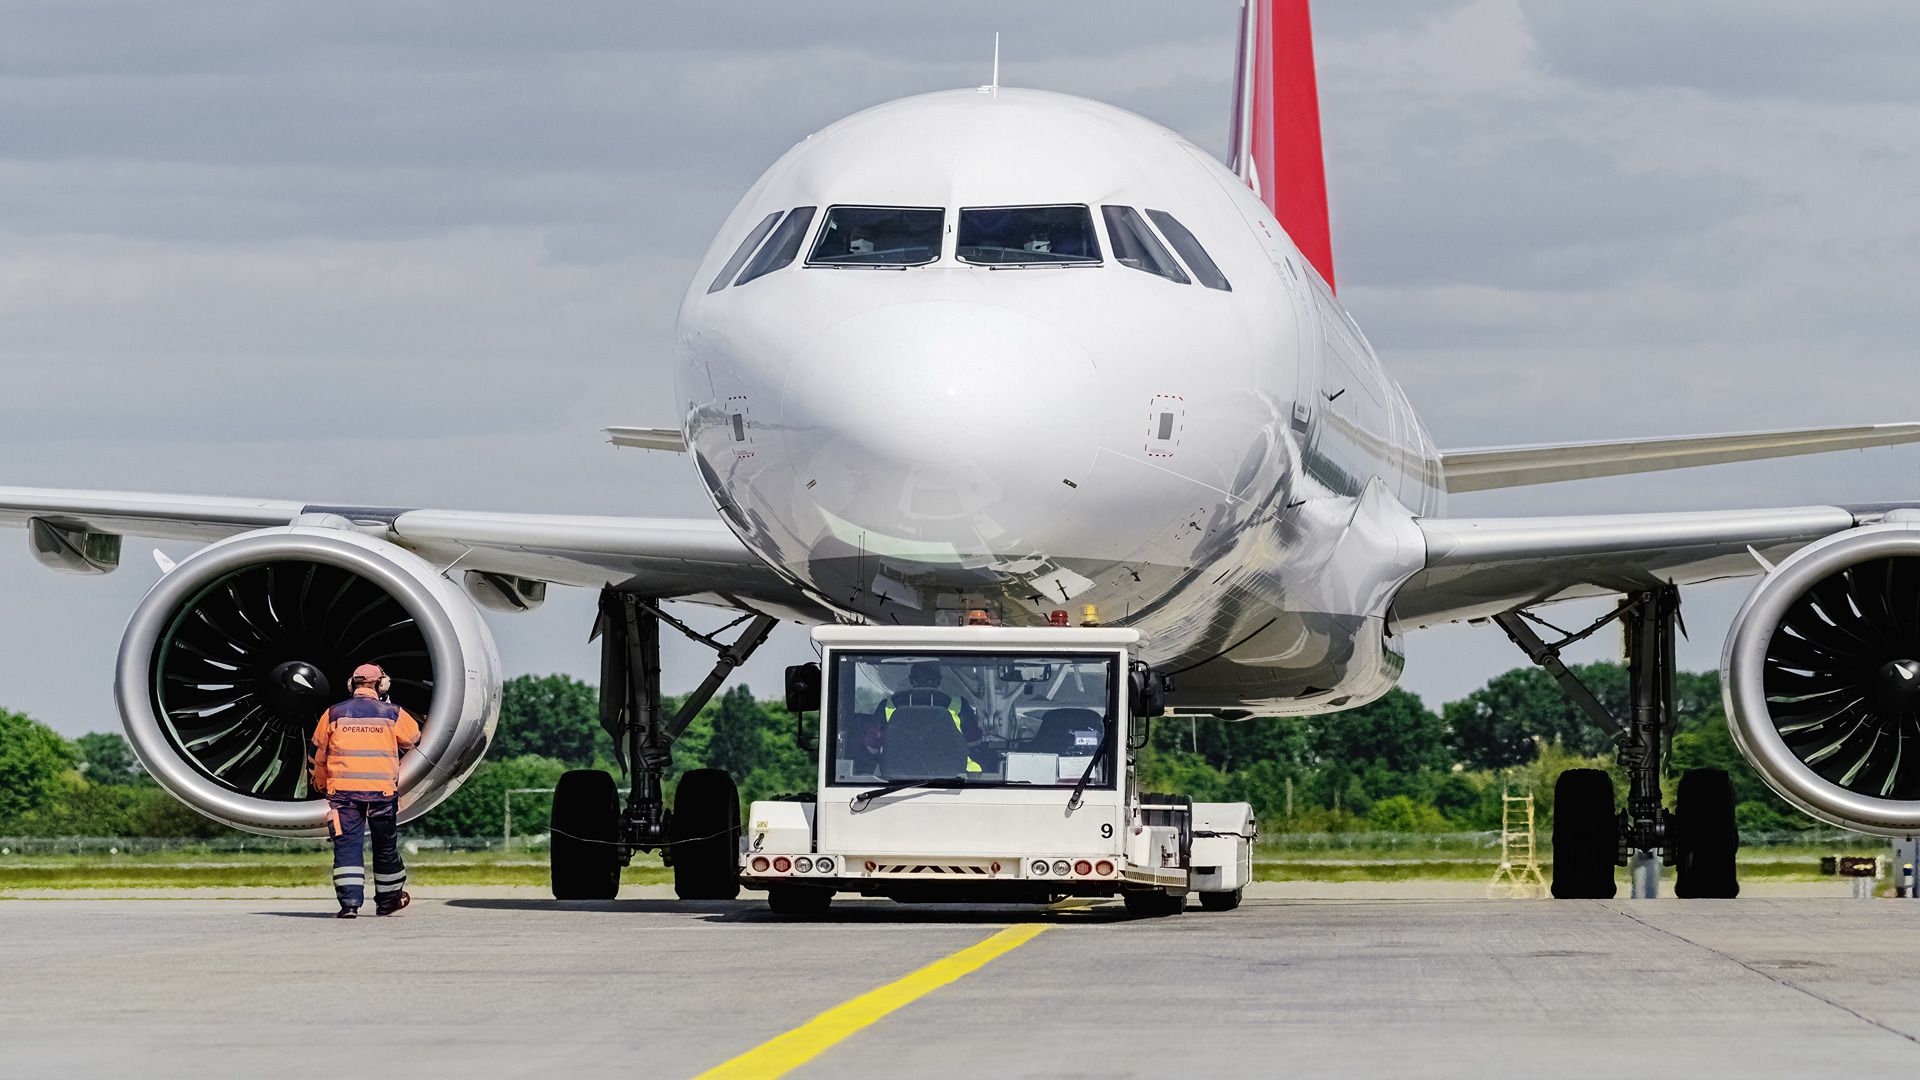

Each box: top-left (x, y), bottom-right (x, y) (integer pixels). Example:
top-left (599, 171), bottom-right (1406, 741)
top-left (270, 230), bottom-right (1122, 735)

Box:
top-left (1229, 0), bottom-right (1336, 291)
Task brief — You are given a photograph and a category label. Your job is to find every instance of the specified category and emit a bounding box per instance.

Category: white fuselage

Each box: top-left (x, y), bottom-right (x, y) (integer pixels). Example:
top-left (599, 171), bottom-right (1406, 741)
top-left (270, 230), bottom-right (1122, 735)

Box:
top-left (676, 89), bottom-right (1443, 712)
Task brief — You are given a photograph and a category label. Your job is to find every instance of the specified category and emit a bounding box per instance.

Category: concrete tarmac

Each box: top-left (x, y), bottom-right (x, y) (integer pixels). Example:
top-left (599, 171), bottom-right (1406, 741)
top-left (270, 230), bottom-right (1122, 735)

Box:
top-left (3, 894), bottom-right (1919, 1078)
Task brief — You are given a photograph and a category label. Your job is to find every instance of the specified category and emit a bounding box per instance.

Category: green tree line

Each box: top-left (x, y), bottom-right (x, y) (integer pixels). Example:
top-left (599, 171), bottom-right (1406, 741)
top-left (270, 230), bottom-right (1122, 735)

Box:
top-left (0, 665), bottom-right (1801, 839)
top-left (1133, 665), bottom-right (1796, 834)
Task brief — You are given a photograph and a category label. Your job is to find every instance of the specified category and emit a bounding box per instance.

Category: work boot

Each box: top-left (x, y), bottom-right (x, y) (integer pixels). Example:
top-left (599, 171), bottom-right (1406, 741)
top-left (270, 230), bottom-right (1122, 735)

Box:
top-left (375, 891), bottom-right (411, 917)
top-left (336, 907), bottom-right (358, 919)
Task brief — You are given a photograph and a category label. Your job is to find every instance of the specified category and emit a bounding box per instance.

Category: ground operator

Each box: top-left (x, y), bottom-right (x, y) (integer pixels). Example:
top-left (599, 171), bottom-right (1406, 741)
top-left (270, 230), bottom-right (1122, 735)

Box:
top-left (310, 663), bottom-right (421, 919)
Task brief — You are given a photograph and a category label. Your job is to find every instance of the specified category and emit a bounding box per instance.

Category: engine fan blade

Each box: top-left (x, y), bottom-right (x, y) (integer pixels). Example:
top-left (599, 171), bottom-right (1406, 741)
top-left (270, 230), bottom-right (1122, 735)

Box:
top-left (150, 558), bottom-right (435, 802)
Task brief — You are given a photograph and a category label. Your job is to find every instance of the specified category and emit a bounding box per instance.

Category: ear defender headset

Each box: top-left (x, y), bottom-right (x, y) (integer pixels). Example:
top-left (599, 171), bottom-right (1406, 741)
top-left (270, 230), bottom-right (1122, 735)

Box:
top-left (350, 664), bottom-right (393, 697)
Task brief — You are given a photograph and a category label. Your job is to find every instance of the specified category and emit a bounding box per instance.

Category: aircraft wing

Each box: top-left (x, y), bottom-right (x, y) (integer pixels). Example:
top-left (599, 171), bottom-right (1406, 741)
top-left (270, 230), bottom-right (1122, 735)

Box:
top-left (1393, 503), bottom-right (1915, 628)
top-left (0, 485), bottom-right (822, 618)
top-left (1440, 423), bottom-right (1920, 493)
top-left (604, 426), bottom-right (688, 452)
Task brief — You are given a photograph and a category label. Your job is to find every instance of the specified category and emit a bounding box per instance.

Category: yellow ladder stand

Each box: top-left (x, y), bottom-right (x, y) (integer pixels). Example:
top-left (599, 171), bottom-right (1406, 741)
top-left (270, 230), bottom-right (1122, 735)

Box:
top-left (1487, 787), bottom-right (1548, 899)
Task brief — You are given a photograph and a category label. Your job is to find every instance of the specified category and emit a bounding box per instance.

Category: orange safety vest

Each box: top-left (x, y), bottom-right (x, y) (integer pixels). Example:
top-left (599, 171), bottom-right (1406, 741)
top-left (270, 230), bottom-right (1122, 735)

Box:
top-left (311, 695), bottom-right (421, 797)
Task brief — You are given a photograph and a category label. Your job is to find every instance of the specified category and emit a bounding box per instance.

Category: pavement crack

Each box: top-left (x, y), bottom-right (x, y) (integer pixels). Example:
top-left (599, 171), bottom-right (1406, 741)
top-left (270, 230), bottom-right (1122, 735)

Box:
top-left (1603, 903), bottom-right (1920, 1047)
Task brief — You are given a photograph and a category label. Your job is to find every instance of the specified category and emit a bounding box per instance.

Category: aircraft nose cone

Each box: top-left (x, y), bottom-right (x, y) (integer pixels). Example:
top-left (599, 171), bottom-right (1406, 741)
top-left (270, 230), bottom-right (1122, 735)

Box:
top-left (784, 301), bottom-right (1098, 554)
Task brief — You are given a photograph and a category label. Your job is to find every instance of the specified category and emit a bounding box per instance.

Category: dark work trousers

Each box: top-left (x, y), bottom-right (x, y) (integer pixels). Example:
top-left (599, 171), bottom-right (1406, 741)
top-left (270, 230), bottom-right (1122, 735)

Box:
top-left (327, 793), bottom-right (406, 910)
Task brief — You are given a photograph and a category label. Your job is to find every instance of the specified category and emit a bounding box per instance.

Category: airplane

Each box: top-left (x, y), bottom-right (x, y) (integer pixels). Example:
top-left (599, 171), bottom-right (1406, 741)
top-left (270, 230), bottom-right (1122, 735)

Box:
top-left (4, 0), bottom-right (1918, 900)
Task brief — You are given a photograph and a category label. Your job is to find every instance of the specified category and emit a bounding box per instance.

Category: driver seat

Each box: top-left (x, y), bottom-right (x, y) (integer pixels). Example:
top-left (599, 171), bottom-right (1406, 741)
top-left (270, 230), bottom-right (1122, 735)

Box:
top-left (881, 706), bottom-right (969, 779)
top-left (1028, 708), bottom-right (1105, 755)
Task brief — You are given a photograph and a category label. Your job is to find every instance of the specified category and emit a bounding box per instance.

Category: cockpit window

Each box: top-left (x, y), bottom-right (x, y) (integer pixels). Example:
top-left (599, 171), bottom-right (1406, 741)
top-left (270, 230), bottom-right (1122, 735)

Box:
top-left (807, 206), bottom-right (944, 267)
top-left (956, 205), bottom-right (1101, 266)
top-left (734, 206), bottom-right (818, 287)
top-left (707, 210), bottom-right (784, 294)
top-left (1145, 210), bottom-right (1231, 292)
top-left (1101, 206), bottom-right (1189, 284)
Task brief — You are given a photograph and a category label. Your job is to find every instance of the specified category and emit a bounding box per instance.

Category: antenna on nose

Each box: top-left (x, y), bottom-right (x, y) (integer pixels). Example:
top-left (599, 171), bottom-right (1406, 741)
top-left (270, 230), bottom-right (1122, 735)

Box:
top-left (979, 32), bottom-right (1000, 95)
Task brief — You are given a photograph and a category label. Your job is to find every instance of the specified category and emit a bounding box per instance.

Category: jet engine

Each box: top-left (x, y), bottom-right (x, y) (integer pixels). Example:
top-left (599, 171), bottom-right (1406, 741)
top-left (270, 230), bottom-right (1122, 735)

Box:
top-left (1723, 519), bottom-right (1920, 834)
top-left (117, 525), bottom-right (502, 836)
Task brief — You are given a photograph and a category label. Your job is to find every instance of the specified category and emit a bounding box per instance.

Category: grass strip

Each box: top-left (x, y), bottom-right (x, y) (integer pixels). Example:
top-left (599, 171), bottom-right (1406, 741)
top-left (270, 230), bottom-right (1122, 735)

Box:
top-left (1253, 860), bottom-right (1828, 883)
top-left (0, 859), bottom-right (1834, 889)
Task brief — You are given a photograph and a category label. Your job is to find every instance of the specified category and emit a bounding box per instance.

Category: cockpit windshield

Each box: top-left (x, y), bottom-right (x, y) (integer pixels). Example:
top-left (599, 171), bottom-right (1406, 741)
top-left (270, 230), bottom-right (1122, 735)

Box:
top-left (808, 206), bottom-right (944, 267)
top-left (734, 206), bottom-right (817, 287)
top-left (1146, 210), bottom-right (1231, 292)
top-left (829, 651), bottom-right (1117, 788)
top-left (956, 205), bottom-right (1101, 266)
top-left (708, 211), bottom-right (784, 294)
top-left (1102, 205), bottom-right (1189, 284)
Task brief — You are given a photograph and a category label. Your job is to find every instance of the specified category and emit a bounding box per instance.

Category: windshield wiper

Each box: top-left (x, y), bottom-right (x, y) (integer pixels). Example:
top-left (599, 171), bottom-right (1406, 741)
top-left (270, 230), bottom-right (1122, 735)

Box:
top-left (1066, 725), bottom-right (1114, 814)
top-left (850, 776), bottom-right (966, 812)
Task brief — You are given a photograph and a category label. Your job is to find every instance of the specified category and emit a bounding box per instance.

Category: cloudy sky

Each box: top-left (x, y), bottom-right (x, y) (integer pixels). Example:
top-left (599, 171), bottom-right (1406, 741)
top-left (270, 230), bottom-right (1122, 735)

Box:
top-left (2, 0), bottom-right (1917, 736)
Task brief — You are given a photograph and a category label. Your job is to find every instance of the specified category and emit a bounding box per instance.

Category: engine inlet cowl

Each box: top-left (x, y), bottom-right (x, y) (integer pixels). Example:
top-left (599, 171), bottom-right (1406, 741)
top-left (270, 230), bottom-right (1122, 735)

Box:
top-left (1724, 522), bottom-right (1920, 834)
top-left (117, 527), bottom-right (502, 836)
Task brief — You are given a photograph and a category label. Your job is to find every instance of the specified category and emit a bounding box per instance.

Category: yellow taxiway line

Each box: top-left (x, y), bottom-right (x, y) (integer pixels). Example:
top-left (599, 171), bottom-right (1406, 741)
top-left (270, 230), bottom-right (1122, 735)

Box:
top-left (695, 923), bottom-right (1052, 1079)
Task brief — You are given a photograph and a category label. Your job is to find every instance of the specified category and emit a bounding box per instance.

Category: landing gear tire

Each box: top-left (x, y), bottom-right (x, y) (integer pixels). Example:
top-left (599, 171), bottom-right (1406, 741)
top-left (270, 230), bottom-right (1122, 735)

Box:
top-left (671, 768), bottom-right (741, 900)
top-left (1551, 768), bottom-right (1619, 900)
top-left (1673, 767), bottom-right (1740, 899)
top-left (766, 885), bottom-right (833, 916)
top-left (1123, 889), bottom-right (1188, 917)
top-left (1198, 889), bottom-right (1243, 912)
top-left (551, 769), bottom-right (622, 900)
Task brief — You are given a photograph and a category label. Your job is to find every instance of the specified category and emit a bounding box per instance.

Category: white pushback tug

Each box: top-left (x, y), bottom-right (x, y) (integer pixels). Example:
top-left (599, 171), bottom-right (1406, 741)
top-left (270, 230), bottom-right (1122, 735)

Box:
top-left (742, 626), bottom-right (1255, 916)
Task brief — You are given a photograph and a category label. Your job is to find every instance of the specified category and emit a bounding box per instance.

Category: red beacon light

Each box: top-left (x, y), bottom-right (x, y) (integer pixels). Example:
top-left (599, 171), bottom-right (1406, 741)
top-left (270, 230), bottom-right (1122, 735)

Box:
top-left (1048, 610), bottom-right (1070, 627)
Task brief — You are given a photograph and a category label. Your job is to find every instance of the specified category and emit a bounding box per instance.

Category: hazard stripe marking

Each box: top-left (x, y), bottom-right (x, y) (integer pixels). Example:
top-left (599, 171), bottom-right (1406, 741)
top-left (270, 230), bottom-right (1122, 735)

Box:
top-left (694, 924), bottom-right (1049, 1079)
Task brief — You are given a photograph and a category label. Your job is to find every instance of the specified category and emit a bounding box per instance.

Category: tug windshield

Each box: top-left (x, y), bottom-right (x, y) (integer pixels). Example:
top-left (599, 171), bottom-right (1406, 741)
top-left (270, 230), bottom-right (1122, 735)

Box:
top-left (828, 652), bottom-right (1117, 788)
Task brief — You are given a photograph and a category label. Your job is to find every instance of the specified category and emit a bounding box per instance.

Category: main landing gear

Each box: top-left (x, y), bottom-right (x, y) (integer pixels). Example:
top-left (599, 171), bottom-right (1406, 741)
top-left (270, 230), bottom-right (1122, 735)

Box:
top-left (1495, 585), bottom-right (1738, 900)
top-left (549, 589), bottom-right (775, 901)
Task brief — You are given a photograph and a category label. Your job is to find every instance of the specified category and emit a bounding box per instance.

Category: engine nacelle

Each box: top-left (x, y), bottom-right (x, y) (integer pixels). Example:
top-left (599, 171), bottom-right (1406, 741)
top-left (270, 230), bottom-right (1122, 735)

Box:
top-left (117, 526), bottom-right (502, 836)
top-left (1724, 521), bottom-right (1920, 835)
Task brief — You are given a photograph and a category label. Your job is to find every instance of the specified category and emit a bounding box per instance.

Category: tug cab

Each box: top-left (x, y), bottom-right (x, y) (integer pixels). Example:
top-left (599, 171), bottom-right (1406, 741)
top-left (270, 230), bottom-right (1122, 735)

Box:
top-left (744, 626), bottom-right (1255, 916)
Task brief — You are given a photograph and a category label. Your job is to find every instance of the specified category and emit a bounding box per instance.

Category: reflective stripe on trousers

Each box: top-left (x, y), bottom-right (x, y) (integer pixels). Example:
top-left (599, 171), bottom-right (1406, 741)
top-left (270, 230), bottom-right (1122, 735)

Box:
top-left (328, 793), bottom-right (405, 910)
